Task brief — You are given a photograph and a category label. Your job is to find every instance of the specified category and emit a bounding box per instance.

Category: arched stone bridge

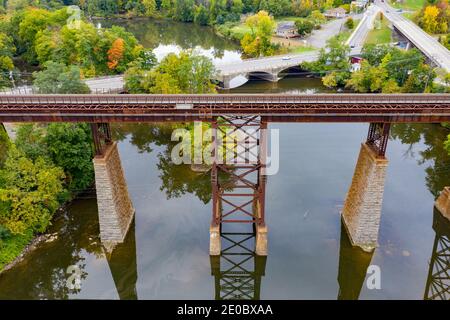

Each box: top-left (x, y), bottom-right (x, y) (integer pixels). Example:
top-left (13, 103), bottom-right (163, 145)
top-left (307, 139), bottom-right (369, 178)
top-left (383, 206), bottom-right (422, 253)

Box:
top-left (215, 47), bottom-right (363, 89)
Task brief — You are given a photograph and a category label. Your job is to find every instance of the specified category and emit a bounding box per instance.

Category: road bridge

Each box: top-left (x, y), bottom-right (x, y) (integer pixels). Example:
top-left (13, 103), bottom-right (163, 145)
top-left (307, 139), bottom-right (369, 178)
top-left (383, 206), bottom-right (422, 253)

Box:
top-left (376, 1), bottom-right (450, 73)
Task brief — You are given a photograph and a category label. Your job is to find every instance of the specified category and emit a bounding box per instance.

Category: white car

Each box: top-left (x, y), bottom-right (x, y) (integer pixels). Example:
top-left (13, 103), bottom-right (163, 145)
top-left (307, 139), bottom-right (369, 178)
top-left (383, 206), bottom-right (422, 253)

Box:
top-left (282, 56), bottom-right (292, 61)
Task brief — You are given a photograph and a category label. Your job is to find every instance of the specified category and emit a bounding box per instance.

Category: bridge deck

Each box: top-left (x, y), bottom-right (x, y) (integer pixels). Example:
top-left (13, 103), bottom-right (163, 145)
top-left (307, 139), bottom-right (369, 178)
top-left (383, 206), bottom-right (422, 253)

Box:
top-left (0, 94), bottom-right (449, 123)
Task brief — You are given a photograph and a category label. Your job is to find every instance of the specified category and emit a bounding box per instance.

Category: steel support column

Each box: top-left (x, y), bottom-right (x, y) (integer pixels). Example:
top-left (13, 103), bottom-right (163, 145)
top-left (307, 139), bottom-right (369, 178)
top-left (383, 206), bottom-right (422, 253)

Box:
top-left (366, 123), bottom-right (391, 157)
top-left (210, 115), bottom-right (268, 256)
top-left (91, 123), bottom-right (113, 156)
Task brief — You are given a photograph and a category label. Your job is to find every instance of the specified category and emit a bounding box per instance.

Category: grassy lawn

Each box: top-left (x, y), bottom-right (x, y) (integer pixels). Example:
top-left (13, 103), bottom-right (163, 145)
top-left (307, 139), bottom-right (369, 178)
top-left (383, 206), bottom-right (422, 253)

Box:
top-left (229, 24), bottom-right (252, 39)
top-left (366, 16), bottom-right (392, 45)
top-left (402, 11), bottom-right (416, 20)
top-left (388, 0), bottom-right (425, 11)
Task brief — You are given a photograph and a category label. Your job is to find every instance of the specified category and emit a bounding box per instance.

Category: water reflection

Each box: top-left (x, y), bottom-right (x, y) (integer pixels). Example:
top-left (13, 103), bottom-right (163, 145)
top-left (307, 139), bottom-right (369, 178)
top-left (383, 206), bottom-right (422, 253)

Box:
top-left (337, 222), bottom-right (374, 300)
top-left (211, 227), bottom-right (266, 300)
top-left (0, 200), bottom-right (101, 299)
top-left (101, 19), bottom-right (241, 63)
top-left (391, 124), bottom-right (450, 197)
top-left (106, 219), bottom-right (138, 300)
top-left (423, 209), bottom-right (450, 300)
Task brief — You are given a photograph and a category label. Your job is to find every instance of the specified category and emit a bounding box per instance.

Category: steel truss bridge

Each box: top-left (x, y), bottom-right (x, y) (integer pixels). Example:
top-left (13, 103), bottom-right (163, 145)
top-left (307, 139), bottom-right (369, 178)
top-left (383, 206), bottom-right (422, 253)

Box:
top-left (0, 94), bottom-right (449, 123)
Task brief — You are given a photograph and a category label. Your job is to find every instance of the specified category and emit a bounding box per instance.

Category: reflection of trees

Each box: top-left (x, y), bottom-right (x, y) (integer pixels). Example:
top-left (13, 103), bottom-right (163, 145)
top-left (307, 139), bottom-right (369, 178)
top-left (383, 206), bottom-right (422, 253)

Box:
top-left (390, 124), bottom-right (450, 197)
top-left (101, 19), bottom-right (240, 52)
top-left (0, 199), bottom-right (138, 300)
top-left (0, 200), bottom-right (102, 299)
top-left (112, 123), bottom-right (234, 204)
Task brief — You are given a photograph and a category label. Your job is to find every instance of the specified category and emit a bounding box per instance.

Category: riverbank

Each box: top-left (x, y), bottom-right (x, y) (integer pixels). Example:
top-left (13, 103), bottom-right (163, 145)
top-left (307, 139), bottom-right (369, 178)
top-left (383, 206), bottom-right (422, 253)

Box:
top-left (0, 123), bottom-right (95, 273)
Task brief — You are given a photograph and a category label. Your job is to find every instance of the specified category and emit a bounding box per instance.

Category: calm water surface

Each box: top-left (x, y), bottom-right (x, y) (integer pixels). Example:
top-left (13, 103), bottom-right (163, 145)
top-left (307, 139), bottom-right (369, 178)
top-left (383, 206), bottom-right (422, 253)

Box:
top-left (0, 19), bottom-right (449, 300)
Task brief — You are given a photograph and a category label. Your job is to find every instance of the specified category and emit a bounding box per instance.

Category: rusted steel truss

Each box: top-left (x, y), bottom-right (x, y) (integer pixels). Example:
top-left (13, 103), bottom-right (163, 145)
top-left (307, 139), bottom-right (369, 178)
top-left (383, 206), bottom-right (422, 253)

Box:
top-left (424, 210), bottom-right (450, 300)
top-left (90, 122), bottom-right (112, 156)
top-left (210, 231), bottom-right (266, 300)
top-left (0, 94), bottom-right (449, 123)
top-left (366, 122), bottom-right (391, 157)
top-left (211, 115), bottom-right (267, 227)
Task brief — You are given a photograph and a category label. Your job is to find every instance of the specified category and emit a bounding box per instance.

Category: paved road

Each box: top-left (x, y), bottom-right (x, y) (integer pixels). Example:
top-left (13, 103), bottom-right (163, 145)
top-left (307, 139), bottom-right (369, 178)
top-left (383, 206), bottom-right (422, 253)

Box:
top-left (376, 0), bottom-right (450, 73)
top-left (306, 14), bottom-right (362, 48)
top-left (346, 5), bottom-right (381, 47)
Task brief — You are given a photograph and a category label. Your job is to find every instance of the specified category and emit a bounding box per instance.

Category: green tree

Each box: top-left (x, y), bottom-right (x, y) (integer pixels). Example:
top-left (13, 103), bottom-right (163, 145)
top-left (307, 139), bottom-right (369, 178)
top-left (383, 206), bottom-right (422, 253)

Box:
top-left (346, 54), bottom-right (394, 93)
top-left (445, 135), bottom-right (450, 156)
top-left (0, 146), bottom-right (65, 235)
top-left (310, 10), bottom-right (326, 28)
top-left (143, 0), bottom-right (157, 16)
top-left (174, 0), bottom-right (195, 22)
top-left (194, 5), bottom-right (209, 26)
top-left (125, 51), bottom-right (216, 94)
top-left (295, 18), bottom-right (314, 36)
top-left (345, 17), bottom-right (354, 29)
top-left (303, 36), bottom-right (351, 88)
top-left (361, 44), bottom-right (393, 66)
top-left (0, 124), bottom-right (9, 166)
top-left (0, 32), bottom-right (15, 88)
top-left (402, 62), bottom-right (436, 93)
top-left (45, 123), bottom-right (94, 192)
top-left (15, 123), bottom-right (94, 193)
top-left (32, 61), bottom-right (90, 94)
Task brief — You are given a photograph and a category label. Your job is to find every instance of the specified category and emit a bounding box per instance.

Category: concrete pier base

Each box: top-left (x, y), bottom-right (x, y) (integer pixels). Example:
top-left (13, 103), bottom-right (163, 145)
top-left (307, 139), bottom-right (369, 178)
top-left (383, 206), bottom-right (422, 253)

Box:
top-left (209, 224), bottom-right (221, 256)
top-left (435, 187), bottom-right (450, 220)
top-left (342, 143), bottom-right (389, 252)
top-left (255, 224), bottom-right (268, 256)
top-left (94, 142), bottom-right (135, 251)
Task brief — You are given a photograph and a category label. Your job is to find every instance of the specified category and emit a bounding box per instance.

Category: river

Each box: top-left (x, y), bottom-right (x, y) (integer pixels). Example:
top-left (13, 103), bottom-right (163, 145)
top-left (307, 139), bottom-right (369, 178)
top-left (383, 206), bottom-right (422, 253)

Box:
top-left (0, 19), bottom-right (449, 300)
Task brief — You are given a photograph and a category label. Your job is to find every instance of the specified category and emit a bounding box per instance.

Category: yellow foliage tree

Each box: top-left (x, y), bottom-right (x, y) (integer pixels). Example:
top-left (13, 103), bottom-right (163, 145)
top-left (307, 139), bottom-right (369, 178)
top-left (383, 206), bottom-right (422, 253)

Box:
top-left (240, 11), bottom-right (276, 57)
top-left (422, 6), bottom-right (440, 33)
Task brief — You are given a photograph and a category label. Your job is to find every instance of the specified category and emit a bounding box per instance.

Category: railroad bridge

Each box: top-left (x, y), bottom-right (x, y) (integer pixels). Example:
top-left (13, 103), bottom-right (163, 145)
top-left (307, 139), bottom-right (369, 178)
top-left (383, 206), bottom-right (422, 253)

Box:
top-left (1, 93), bottom-right (450, 260)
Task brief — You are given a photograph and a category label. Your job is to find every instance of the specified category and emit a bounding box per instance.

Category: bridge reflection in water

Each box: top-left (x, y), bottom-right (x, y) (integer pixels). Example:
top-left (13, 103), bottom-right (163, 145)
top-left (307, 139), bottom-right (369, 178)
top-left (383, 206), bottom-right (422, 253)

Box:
top-left (210, 228), bottom-right (267, 300)
top-left (337, 222), bottom-right (374, 300)
top-left (106, 219), bottom-right (138, 300)
top-left (424, 208), bottom-right (450, 300)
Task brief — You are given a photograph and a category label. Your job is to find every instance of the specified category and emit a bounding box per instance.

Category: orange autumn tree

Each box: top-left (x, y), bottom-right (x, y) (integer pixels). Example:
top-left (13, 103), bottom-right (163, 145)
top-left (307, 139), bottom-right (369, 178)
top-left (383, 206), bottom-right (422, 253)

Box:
top-left (107, 38), bottom-right (125, 70)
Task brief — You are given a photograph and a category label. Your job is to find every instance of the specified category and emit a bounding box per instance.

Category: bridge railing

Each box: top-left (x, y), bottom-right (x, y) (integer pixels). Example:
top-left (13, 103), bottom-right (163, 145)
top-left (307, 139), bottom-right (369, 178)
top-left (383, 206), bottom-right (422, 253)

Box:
top-left (0, 94), bottom-right (449, 108)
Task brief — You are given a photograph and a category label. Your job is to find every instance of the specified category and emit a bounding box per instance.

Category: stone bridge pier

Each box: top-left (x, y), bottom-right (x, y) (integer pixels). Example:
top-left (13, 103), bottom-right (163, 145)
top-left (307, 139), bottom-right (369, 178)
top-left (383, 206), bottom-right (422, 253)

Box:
top-left (91, 123), bottom-right (135, 251)
top-left (342, 123), bottom-right (390, 252)
top-left (0, 123), bottom-right (17, 140)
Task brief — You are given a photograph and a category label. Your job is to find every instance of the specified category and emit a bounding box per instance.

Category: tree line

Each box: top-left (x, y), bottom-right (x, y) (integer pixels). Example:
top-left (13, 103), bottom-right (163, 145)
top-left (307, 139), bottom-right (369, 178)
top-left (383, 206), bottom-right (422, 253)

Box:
top-left (0, 123), bottom-right (94, 270)
top-left (0, 5), bottom-right (154, 88)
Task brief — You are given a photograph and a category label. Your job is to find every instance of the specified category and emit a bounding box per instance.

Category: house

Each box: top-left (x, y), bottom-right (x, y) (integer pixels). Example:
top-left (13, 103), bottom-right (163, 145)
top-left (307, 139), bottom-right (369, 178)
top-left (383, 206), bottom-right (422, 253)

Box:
top-left (276, 21), bottom-right (299, 38)
top-left (350, 56), bottom-right (363, 72)
top-left (324, 7), bottom-right (347, 19)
